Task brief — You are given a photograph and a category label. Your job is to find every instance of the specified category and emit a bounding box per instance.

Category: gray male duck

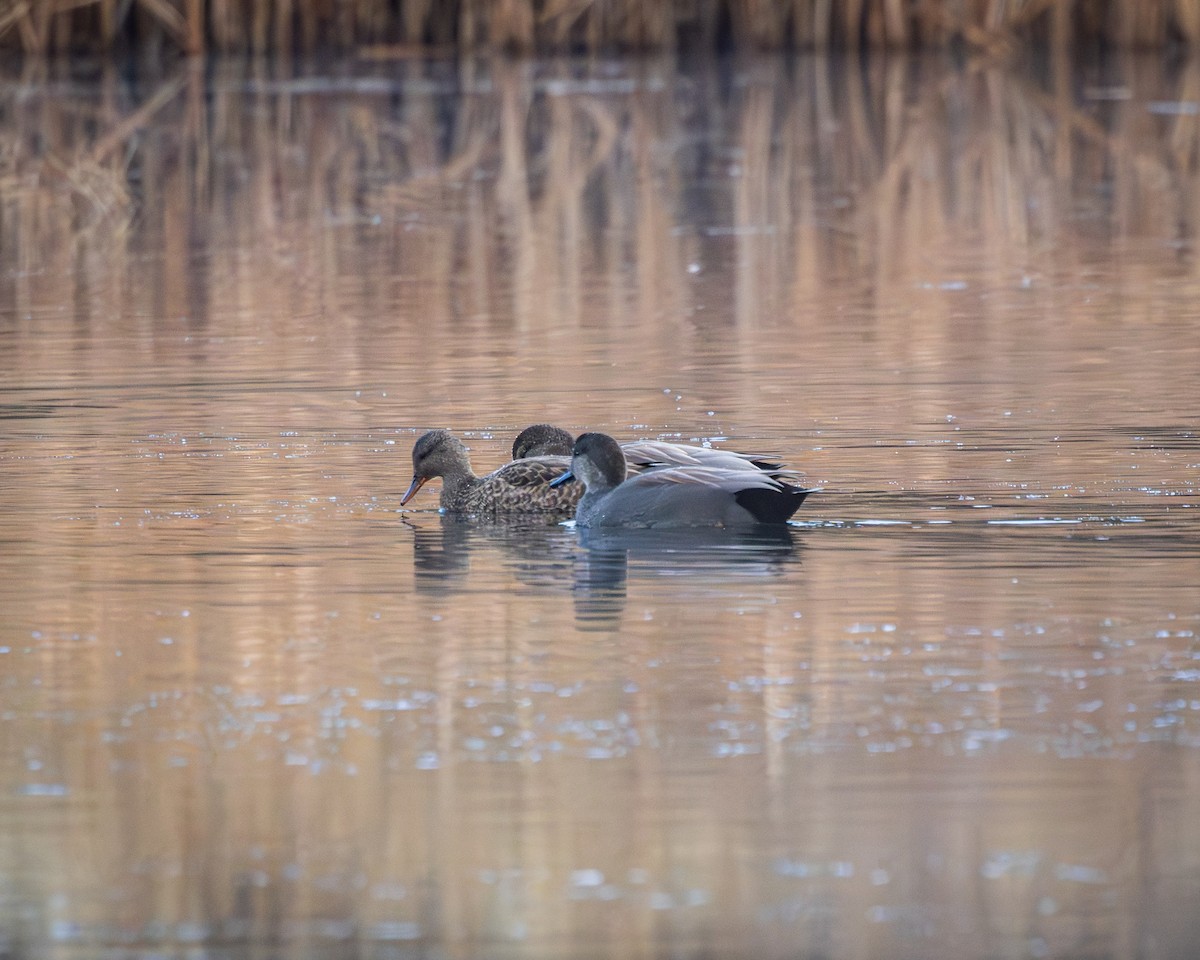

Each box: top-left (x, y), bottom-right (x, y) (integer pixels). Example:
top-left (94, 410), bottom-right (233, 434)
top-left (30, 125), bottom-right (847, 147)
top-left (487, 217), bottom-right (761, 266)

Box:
top-left (550, 432), bottom-right (814, 528)
top-left (401, 429), bottom-right (581, 516)
top-left (513, 423), bottom-right (793, 476)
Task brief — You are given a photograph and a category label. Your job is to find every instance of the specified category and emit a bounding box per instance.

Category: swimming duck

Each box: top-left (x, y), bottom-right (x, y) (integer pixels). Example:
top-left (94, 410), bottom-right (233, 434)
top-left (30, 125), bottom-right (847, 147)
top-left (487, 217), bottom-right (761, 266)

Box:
top-left (511, 424), bottom-right (576, 459)
top-left (513, 423), bottom-right (792, 476)
top-left (401, 429), bottom-right (581, 516)
top-left (550, 432), bottom-right (814, 528)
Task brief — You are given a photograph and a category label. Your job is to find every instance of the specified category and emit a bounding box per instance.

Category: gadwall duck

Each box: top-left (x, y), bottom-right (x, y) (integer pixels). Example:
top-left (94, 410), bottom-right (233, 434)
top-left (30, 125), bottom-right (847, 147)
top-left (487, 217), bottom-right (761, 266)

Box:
top-left (513, 423), bottom-right (792, 476)
top-left (511, 424), bottom-right (577, 459)
top-left (550, 432), bottom-right (814, 528)
top-left (401, 429), bottom-right (581, 516)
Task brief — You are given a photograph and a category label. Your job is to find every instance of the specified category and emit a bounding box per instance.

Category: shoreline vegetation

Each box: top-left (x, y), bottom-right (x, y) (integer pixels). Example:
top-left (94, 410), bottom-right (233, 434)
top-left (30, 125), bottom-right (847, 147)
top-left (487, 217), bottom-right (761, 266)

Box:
top-left (2, 0), bottom-right (1200, 56)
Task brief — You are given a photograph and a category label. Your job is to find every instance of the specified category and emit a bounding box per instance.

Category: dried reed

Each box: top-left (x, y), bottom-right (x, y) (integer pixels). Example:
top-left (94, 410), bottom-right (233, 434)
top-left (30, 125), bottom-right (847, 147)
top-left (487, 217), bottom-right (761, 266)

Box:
top-left (2, 0), bottom-right (1200, 55)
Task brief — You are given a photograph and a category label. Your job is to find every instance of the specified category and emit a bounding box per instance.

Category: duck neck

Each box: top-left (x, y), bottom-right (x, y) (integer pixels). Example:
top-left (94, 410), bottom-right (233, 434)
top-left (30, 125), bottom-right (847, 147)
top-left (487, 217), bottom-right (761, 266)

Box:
top-left (438, 468), bottom-right (482, 508)
top-left (577, 459), bottom-right (622, 496)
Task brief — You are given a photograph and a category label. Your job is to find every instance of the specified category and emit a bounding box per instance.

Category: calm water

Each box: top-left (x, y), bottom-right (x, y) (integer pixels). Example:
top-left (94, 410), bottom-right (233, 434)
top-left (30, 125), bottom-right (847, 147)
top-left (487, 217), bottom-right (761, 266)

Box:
top-left (2, 52), bottom-right (1199, 960)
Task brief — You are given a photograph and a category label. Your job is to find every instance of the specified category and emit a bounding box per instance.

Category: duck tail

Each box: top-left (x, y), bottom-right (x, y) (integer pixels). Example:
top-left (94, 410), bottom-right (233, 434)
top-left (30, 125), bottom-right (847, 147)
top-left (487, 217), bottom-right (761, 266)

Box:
top-left (734, 482), bottom-right (814, 524)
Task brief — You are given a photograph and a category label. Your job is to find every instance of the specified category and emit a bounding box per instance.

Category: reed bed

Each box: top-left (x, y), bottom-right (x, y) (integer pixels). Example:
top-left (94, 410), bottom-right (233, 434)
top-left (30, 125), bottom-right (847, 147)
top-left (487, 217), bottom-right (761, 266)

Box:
top-left (2, 0), bottom-right (1200, 55)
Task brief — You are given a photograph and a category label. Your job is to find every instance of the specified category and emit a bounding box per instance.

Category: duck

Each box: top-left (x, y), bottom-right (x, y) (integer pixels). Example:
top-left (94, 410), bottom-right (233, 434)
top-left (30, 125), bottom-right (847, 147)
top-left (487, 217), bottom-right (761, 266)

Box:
top-left (401, 429), bottom-right (581, 516)
top-left (512, 423), bottom-right (792, 476)
top-left (511, 424), bottom-right (577, 459)
top-left (550, 432), bottom-right (814, 528)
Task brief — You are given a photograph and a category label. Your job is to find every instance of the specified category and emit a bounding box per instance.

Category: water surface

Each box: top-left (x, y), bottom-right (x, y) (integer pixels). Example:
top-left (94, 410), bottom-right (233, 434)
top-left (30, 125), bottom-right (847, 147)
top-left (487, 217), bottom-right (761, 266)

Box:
top-left (1, 53), bottom-right (1199, 959)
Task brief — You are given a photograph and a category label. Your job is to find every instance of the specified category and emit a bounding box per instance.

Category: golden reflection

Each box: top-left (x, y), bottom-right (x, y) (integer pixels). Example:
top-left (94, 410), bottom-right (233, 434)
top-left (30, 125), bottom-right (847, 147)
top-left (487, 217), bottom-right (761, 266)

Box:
top-left (2, 52), bottom-right (1200, 959)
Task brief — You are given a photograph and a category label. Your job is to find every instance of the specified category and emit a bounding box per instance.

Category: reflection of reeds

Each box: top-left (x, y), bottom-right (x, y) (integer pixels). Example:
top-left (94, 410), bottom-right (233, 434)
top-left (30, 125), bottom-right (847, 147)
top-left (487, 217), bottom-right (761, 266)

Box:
top-left (6, 53), bottom-right (1200, 319)
top-left (5, 52), bottom-right (1200, 423)
top-left (5, 1), bottom-right (1200, 54)
top-left (0, 64), bottom-right (190, 252)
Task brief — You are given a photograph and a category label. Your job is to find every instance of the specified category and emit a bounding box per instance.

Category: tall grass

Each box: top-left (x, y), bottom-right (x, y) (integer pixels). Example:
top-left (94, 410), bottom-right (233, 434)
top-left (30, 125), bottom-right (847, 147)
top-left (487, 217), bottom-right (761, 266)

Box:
top-left (1, 0), bottom-right (1199, 55)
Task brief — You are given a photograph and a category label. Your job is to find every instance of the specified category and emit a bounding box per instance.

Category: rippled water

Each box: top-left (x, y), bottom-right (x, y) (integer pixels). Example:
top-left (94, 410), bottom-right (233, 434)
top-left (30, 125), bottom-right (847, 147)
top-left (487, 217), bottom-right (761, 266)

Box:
top-left (2, 53), bottom-right (1199, 960)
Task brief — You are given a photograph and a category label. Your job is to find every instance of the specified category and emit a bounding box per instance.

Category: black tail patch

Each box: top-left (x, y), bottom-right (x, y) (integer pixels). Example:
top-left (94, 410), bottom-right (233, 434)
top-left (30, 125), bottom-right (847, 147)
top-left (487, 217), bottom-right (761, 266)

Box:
top-left (734, 484), bottom-right (812, 524)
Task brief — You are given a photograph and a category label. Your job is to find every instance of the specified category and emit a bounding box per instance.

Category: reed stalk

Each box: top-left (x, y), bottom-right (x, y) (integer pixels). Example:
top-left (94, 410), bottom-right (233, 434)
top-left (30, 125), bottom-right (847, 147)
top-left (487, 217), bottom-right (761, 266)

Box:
top-left (3, 0), bottom-right (1200, 54)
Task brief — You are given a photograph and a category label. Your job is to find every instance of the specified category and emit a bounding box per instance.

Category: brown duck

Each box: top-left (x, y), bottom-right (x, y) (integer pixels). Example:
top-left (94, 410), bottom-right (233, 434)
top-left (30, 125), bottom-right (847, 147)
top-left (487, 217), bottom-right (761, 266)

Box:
top-left (401, 429), bottom-right (582, 516)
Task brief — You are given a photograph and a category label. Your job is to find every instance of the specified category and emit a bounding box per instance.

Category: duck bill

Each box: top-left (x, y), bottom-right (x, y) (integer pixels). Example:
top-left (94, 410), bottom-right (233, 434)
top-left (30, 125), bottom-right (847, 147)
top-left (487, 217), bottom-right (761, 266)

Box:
top-left (548, 469), bottom-right (574, 488)
top-left (400, 475), bottom-right (428, 505)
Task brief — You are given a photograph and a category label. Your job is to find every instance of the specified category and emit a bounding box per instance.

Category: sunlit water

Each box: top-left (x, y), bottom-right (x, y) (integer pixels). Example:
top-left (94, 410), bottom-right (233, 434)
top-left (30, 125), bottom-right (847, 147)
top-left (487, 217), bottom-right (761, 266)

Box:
top-left (2, 53), bottom-right (1199, 960)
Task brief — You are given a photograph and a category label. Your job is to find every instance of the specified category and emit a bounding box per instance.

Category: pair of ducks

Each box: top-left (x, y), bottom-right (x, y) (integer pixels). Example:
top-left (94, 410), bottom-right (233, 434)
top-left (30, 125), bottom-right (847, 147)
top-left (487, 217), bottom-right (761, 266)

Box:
top-left (401, 425), bottom-right (814, 528)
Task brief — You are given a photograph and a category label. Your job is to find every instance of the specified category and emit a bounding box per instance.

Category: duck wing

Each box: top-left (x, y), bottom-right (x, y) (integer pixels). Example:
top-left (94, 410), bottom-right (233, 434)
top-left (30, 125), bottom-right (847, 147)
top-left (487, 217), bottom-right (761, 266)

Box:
top-left (621, 440), bottom-right (794, 476)
top-left (488, 455), bottom-right (573, 487)
top-left (623, 464), bottom-right (786, 493)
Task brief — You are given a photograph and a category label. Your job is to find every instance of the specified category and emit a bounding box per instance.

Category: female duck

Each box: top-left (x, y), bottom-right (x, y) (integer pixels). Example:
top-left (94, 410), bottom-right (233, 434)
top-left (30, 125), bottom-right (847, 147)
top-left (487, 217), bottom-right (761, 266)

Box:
top-left (550, 432), bottom-right (813, 528)
top-left (513, 423), bottom-right (792, 476)
top-left (401, 429), bottom-right (580, 516)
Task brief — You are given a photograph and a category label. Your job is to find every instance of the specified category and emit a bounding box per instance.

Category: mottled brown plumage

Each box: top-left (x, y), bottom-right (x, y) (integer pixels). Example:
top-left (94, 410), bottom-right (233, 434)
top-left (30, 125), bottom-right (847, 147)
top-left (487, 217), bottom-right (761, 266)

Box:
top-left (401, 429), bottom-right (582, 516)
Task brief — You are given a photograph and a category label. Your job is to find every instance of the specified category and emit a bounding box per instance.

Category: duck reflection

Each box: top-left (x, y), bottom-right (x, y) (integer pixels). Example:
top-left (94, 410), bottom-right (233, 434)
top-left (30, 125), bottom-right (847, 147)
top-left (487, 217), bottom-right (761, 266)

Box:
top-left (577, 525), bottom-right (803, 626)
top-left (406, 513), bottom-right (577, 590)
top-left (408, 515), bottom-right (802, 627)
